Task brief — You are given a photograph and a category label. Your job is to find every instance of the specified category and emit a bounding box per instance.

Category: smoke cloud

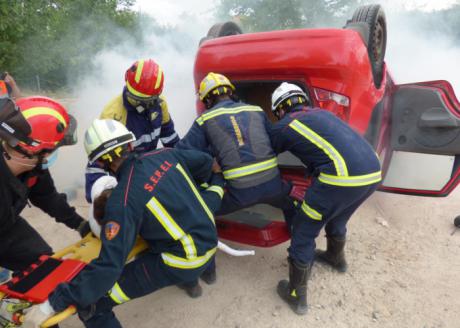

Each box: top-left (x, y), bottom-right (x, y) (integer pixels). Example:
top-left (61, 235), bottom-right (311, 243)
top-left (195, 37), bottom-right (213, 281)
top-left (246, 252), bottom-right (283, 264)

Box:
top-left (50, 1), bottom-right (460, 195)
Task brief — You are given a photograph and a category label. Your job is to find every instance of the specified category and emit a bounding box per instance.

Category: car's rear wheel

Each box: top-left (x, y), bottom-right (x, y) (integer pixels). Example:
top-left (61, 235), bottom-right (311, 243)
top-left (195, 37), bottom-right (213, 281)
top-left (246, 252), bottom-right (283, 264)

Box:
top-left (199, 21), bottom-right (243, 46)
top-left (347, 4), bottom-right (387, 89)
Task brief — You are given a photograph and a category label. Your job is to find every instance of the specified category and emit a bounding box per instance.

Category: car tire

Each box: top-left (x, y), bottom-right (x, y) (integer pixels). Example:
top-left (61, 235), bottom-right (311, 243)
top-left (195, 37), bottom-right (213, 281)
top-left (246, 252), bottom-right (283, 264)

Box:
top-left (199, 21), bottom-right (243, 46)
top-left (347, 4), bottom-right (387, 89)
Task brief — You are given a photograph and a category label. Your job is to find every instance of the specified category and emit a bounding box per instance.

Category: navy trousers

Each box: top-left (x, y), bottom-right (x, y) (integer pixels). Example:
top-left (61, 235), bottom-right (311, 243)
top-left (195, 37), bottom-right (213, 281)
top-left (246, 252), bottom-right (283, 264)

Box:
top-left (289, 179), bottom-right (379, 264)
top-left (78, 251), bottom-right (212, 328)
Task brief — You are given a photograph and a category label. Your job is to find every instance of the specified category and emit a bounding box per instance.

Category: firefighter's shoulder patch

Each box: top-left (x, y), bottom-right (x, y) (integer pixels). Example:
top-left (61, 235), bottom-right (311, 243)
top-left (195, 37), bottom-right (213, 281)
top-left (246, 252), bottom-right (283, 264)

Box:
top-left (105, 221), bottom-right (120, 241)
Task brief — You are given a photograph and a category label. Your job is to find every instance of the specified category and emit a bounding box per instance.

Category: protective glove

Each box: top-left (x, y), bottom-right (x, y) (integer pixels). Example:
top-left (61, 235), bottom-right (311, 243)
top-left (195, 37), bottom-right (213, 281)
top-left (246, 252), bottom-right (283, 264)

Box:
top-left (22, 300), bottom-right (55, 328)
top-left (77, 220), bottom-right (91, 238)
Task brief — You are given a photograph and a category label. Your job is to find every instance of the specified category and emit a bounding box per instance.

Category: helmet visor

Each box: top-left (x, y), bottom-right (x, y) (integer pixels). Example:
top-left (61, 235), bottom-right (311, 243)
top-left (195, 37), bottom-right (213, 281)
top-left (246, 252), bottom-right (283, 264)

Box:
top-left (58, 114), bottom-right (78, 147)
top-left (125, 90), bottom-right (159, 109)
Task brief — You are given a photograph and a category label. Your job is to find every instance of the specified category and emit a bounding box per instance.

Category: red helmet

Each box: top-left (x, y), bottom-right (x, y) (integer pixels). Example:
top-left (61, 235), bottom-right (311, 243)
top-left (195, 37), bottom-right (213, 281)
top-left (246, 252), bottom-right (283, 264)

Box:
top-left (9, 96), bottom-right (77, 154)
top-left (124, 59), bottom-right (164, 99)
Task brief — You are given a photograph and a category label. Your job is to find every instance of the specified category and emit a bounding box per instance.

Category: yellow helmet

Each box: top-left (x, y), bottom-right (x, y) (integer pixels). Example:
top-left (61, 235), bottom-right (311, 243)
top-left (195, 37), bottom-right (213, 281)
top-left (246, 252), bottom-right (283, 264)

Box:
top-left (198, 72), bottom-right (235, 101)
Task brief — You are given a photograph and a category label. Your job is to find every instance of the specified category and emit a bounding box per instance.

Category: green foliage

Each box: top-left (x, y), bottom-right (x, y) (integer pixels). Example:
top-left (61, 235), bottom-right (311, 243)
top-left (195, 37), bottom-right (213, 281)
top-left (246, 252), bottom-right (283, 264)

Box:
top-left (216, 0), bottom-right (360, 32)
top-left (0, 0), bottom-right (139, 91)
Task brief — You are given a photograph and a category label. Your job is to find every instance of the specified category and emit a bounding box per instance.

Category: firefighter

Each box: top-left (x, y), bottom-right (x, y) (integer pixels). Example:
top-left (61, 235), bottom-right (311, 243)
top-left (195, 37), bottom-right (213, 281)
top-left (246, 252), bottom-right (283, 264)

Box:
top-left (178, 73), bottom-right (296, 287)
top-left (25, 119), bottom-right (224, 328)
top-left (0, 72), bottom-right (21, 99)
top-left (0, 96), bottom-right (89, 273)
top-left (270, 82), bottom-right (381, 315)
top-left (85, 59), bottom-right (180, 203)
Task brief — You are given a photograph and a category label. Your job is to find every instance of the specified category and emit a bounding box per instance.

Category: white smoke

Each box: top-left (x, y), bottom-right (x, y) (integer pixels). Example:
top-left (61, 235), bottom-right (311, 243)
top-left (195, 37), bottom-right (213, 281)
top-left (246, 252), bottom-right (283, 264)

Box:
top-left (51, 11), bottom-right (214, 193)
top-left (50, 1), bottom-right (460, 195)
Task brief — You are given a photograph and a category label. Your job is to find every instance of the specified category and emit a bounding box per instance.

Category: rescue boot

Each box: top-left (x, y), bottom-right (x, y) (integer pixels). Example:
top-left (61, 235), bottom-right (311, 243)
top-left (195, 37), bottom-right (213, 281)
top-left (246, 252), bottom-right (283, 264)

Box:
top-left (178, 280), bottom-right (203, 298)
top-left (200, 266), bottom-right (217, 285)
top-left (315, 235), bottom-right (348, 272)
top-left (277, 257), bottom-right (311, 315)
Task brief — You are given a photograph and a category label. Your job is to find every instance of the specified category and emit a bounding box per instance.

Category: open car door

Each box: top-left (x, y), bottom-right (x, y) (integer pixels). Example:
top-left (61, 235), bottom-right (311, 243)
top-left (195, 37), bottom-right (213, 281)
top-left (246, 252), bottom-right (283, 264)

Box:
top-left (380, 80), bottom-right (460, 196)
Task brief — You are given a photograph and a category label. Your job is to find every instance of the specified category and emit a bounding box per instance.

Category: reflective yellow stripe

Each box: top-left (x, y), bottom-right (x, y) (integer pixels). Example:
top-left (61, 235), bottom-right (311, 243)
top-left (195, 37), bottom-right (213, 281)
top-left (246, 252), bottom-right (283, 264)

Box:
top-left (318, 171), bottom-right (382, 187)
top-left (206, 185), bottom-right (224, 199)
top-left (289, 120), bottom-right (348, 176)
top-left (146, 197), bottom-right (197, 258)
top-left (161, 247), bottom-right (217, 269)
top-left (230, 115), bottom-right (244, 146)
top-left (154, 66), bottom-right (163, 89)
top-left (223, 157), bottom-right (278, 180)
top-left (301, 202), bottom-right (322, 221)
top-left (134, 59), bottom-right (144, 83)
top-left (196, 106), bottom-right (263, 125)
top-left (176, 164), bottom-right (215, 224)
top-left (126, 80), bottom-right (151, 98)
top-left (108, 282), bottom-right (130, 304)
top-left (22, 107), bottom-right (67, 127)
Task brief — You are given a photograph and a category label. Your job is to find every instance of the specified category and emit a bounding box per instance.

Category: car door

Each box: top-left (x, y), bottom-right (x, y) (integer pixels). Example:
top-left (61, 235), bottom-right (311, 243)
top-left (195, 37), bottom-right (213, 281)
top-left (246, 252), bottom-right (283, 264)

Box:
top-left (380, 80), bottom-right (460, 196)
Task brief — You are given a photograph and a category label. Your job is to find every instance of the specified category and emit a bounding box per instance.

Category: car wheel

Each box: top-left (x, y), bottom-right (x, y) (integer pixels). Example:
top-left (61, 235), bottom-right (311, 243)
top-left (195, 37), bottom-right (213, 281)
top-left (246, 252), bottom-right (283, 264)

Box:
top-left (199, 21), bottom-right (243, 46)
top-left (347, 5), bottom-right (387, 89)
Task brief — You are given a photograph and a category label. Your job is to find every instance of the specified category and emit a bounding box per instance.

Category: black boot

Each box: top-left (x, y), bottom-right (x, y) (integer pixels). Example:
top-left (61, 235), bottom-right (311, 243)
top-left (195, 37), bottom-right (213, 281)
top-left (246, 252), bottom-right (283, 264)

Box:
top-left (277, 257), bottom-right (311, 315)
top-left (178, 280), bottom-right (203, 298)
top-left (315, 235), bottom-right (348, 272)
top-left (200, 265), bottom-right (217, 285)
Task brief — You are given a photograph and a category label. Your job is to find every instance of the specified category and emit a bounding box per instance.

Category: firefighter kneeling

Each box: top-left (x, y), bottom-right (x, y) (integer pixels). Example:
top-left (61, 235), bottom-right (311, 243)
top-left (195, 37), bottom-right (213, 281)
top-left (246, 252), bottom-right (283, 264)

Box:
top-left (24, 119), bottom-right (224, 328)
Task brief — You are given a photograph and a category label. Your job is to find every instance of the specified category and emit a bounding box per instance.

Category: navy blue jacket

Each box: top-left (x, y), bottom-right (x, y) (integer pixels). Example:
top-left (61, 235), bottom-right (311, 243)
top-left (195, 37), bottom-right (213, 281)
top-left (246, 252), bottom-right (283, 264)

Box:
top-left (49, 148), bottom-right (223, 310)
top-left (270, 106), bottom-right (381, 186)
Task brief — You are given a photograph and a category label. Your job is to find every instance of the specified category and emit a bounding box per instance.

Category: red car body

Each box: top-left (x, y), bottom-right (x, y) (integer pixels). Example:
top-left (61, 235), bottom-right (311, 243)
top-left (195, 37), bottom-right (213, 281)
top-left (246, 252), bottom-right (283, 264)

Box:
top-left (193, 27), bottom-right (460, 247)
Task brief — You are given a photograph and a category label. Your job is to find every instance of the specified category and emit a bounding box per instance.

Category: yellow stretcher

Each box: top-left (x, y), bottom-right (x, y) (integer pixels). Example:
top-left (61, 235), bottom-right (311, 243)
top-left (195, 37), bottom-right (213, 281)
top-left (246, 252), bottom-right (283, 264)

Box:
top-left (0, 234), bottom-right (148, 327)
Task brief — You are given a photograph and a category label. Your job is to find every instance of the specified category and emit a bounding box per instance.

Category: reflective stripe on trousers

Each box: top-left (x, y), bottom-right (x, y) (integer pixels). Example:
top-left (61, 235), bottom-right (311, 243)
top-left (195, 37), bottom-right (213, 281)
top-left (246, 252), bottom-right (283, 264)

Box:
top-left (108, 282), bottom-right (130, 304)
top-left (318, 171), bottom-right (382, 187)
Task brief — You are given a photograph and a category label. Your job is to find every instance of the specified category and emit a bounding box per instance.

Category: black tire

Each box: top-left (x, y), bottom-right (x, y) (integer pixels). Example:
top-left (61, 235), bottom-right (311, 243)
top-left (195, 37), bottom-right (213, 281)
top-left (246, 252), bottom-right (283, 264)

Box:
top-left (199, 21), bottom-right (243, 46)
top-left (349, 4), bottom-right (387, 88)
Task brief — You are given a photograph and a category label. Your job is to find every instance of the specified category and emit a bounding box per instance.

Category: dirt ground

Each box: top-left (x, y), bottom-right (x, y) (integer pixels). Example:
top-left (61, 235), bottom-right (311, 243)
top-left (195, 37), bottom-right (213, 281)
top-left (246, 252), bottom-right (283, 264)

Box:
top-left (24, 186), bottom-right (460, 328)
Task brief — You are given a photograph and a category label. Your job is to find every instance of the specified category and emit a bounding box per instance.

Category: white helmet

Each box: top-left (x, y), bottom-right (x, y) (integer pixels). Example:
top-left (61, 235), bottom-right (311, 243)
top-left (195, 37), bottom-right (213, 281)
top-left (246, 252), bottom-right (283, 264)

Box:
top-left (84, 119), bottom-right (135, 164)
top-left (271, 82), bottom-right (309, 112)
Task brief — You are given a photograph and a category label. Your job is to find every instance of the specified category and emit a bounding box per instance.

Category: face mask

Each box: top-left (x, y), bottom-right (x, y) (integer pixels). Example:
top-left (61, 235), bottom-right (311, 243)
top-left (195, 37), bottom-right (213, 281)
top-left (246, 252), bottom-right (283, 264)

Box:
top-left (41, 150), bottom-right (58, 170)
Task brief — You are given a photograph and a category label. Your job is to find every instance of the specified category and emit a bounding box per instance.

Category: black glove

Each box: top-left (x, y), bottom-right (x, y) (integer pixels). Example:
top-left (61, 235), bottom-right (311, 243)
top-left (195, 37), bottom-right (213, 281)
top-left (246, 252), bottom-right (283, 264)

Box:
top-left (77, 220), bottom-right (91, 238)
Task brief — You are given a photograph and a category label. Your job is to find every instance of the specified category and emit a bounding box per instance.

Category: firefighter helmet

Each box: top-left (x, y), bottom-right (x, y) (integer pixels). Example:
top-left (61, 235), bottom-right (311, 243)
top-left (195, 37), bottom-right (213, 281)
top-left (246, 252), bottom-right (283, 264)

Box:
top-left (125, 59), bottom-right (164, 100)
top-left (198, 72), bottom-right (235, 101)
top-left (84, 119), bottom-right (135, 164)
top-left (271, 82), bottom-right (310, 114)
top-left (0, 96), bottom-right (77, 155)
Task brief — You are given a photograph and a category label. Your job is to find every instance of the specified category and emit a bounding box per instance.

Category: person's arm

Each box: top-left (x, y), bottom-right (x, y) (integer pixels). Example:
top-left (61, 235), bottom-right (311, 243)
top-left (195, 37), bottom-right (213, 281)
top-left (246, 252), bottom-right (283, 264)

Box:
top-left (85, 161), bottom-right (111, 203)
top-left (198, 172), bottom-right (225, 213)
top-left (174, 148), bottom-right (214, 185)
top-left (176, 120), bottom-right (212, 155)
top-left (48, 187), bottom-right (138, 310)
top-left (268, 118), bottom-right (291, 155)
top-left (159, 99), bottom-right (180, 147)
top-left (28, 170), bottom-right (85, 231)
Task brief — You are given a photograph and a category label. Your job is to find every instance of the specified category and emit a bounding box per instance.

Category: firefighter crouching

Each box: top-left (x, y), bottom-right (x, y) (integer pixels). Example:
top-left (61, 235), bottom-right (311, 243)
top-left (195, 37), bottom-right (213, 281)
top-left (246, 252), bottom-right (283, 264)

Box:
top-left (269, 83), bottom-right (382, 315)
top-left (24, 119), bottom-right (224, 328)
top-left (178, 72), bottom-right (296, 289)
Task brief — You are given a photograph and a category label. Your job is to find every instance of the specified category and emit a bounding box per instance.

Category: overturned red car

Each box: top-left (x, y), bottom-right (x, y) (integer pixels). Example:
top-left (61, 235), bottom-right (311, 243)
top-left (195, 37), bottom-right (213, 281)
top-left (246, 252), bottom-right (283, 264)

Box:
top-left (193, 4), bottom-right (460, 247)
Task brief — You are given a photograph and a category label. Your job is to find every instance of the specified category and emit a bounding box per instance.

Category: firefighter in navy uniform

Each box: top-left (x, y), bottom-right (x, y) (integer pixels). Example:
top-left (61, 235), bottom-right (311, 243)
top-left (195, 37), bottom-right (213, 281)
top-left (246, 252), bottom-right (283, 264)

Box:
top-left (31, 119), bottom-right (225, 328)
top-left (269, 83), bottom-right (382, 315)
top-left (85, 59), bottom-right (180, 202)
top-left (0, 96), bottom-right (88, 272)
top-left (178, 72), bottom-right (296, 286)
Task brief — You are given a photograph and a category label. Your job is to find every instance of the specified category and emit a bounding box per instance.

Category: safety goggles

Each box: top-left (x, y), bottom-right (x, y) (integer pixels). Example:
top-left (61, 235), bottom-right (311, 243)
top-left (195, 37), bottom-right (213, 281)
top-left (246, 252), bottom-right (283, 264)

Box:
top-left (125, 90), bottom-right (159, 109)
